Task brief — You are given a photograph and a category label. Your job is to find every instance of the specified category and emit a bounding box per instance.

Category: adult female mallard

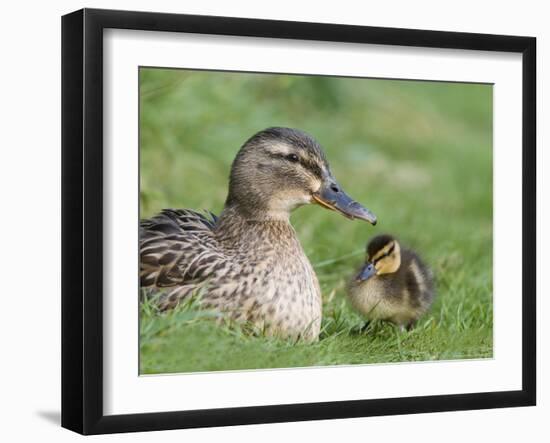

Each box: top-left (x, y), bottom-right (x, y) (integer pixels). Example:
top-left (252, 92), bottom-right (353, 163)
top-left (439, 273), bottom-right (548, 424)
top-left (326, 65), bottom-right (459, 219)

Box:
top-left (140, 127), bottom-right (377, 341)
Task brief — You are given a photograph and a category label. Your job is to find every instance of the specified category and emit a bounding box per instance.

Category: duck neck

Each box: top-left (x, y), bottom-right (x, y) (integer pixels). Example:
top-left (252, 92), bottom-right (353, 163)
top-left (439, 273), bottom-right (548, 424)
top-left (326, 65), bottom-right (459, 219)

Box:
top-left (215, 203), bottom-right (298, 248)
top-left (219, 201), bottom-right (292, 223)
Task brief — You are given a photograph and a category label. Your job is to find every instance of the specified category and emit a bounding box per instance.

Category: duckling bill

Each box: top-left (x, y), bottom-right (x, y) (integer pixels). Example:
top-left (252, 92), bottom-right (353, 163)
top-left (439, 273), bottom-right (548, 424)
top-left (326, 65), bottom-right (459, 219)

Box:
top-left (347, 234), bottom-right (434, 331)
top-left (140, 127), bottom-right (377, 342)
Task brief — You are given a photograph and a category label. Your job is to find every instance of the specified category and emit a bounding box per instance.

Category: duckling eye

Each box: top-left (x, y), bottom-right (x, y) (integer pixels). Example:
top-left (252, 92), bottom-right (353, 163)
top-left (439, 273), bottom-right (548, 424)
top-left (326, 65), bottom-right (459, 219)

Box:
top-left (285, 153), bottom-right (300, 163)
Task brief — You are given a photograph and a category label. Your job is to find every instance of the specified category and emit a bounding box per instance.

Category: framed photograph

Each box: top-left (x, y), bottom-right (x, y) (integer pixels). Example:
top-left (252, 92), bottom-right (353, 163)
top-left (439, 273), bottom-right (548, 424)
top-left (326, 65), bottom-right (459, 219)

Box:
top-left (61, 8), bottom-right (536, 435)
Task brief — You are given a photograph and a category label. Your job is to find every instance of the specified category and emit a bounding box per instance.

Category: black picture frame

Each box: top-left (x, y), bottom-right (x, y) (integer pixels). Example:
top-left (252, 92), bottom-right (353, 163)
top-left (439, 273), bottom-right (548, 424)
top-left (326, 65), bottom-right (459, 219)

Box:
top-left (61, 8), bottom-right (536, 435)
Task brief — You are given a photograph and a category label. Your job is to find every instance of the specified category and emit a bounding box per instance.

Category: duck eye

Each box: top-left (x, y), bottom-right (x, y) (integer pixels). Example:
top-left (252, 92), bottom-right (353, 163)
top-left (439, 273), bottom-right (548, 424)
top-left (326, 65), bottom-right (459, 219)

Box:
top-left (285, 153), bottom-right (299, 163)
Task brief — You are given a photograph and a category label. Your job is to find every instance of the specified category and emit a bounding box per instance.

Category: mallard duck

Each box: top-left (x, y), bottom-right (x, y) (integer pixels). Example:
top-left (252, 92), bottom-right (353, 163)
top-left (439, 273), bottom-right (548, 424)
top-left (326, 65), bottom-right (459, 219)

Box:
top-left (140, 127), bottom-right (377, 341)
top-left (347, 234), bottom-right (434, 331)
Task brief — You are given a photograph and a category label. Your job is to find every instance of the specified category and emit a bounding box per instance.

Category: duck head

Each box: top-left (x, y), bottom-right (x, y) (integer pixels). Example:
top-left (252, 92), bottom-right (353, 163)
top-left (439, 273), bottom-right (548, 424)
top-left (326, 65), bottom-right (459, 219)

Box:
top-left (225, 127), bottom-right (377, 223)
top-left (357, 234), bottom-right (401, 281)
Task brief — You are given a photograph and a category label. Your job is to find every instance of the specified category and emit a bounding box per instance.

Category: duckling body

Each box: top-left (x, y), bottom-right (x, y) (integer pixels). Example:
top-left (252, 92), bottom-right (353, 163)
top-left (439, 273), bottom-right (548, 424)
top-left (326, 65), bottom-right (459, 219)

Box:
top-left (347, 235), bottom-right (434, 330)
top-left (140, 127), bottom-right (377, 341)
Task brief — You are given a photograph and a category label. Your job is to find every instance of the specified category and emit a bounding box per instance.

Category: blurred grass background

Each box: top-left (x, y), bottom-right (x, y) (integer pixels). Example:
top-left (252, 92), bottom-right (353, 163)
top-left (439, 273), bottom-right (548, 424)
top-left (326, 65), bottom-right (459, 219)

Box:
top-left (139, 68), bottom-right (493, 374)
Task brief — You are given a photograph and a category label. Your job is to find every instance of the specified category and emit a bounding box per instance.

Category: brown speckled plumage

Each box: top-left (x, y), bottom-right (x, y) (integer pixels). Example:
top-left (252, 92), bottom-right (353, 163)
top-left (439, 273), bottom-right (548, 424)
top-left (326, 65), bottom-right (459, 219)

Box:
top-left (140, 128), bottom-right (376, 341)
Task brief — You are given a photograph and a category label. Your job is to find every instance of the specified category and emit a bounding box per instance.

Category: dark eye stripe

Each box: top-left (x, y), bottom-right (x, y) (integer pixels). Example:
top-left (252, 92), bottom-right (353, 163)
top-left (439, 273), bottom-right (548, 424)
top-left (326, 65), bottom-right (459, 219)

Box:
top-left (303, 160), bottom-right (324, 179)
top-left (373, 243), bottom-right (395, 265)
top-left (269, 152), bottom-right (323, 178)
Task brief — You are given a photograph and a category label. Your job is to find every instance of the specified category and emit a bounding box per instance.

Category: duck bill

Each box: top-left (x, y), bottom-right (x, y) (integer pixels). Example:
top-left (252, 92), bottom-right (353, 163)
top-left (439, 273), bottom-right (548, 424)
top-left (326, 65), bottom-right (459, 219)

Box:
top-left (312, 180), bottom-right (377, 225)
top-left (357, 262), bottom-right (376, 281)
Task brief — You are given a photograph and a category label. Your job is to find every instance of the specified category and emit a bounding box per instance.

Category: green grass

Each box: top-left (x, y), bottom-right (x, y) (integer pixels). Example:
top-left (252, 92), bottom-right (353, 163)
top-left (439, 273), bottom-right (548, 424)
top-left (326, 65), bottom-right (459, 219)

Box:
top-left (139, 68), bottom-right (493, 374)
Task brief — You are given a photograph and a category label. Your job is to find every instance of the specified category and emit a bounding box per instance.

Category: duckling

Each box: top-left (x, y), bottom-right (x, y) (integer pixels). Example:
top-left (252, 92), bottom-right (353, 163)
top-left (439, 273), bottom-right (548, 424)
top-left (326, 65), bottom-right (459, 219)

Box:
top-left (140, 127), bottom-right (377, 342)
top-left (347, 234), bottom-right (434, 331)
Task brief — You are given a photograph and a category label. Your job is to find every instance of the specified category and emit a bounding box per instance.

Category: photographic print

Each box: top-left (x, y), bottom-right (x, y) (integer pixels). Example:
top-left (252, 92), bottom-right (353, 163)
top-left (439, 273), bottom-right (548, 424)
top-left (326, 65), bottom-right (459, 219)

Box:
top-left (138, 68), bottom-right (493, 375)
top-left (62, 9), bottom-right (535, 433)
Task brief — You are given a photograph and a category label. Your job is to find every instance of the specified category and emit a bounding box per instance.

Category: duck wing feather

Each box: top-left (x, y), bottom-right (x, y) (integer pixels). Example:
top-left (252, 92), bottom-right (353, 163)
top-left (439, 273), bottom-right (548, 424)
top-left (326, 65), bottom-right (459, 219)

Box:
top-left (139, 209), bottom-right (224, 290)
